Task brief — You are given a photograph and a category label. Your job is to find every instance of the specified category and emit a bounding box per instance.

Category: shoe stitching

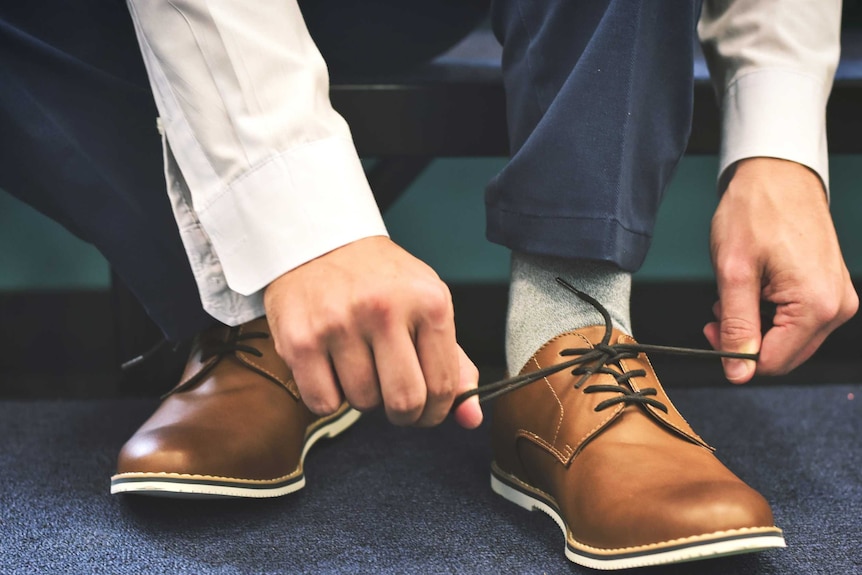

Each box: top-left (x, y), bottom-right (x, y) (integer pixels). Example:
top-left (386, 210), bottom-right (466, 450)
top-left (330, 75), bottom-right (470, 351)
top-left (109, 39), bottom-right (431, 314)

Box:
top-left (514, 329), bottom-right (586, 376)
top-left (494, 464), bottom-right (781, 554)
top-left (237, 323), bottom-right (301, 397)
top-left (237, 350), bottom-right (296, 394)
top-left (617, 335), bottom-right (712, 451)
top-left (530, 356), bottom-right (566, 447)
top-left (115, 404), bottom-right (355, 484)
top-left (519, 331), bottom-right (627, 461)
top-left (112, 469), bottom-right (302, 483)
top-left (237, 351), bottom-right (289, 388)
top-left (237, 322), bottom-right (291, 388)
top-left (511, 345), bottom-right (701, 465)
top-left (566, 526), bottom-right (784, 555)
top-left (516, 430), bottom-right (570, 465)
top-left (493, 460), bottom-right (558, 502)
top-left (570, 405), bottom-right (623, 462)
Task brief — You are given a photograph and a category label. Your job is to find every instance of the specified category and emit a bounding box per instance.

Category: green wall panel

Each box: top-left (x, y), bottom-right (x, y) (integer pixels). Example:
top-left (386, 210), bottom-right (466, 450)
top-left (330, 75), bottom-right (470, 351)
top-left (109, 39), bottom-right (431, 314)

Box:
top-left (1, 155), bottom-right (859, 290)
top-left (0, 189), bottom-right (110, 291)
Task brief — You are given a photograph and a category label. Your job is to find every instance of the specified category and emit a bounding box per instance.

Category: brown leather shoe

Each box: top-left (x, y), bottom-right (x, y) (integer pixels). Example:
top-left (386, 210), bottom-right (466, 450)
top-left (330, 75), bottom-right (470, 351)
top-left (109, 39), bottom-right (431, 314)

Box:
top-left (490, 324), bottom-right (785, 569)
top-left (111, 318), bottom-right (359, 498)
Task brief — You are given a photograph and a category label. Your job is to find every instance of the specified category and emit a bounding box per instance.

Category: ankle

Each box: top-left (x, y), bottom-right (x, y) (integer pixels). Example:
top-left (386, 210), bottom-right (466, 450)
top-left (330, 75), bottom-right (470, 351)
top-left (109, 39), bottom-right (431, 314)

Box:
top-left (505, 252), bottom-right (632, 375)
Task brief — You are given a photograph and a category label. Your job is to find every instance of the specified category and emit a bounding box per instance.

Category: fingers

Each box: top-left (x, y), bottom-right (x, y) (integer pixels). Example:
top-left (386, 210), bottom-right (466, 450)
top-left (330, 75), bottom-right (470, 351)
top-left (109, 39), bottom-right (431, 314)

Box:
top-left (452, 345), bottom-right (483, 429)
top-left (329, 336), bottom-right (380, 412)
top-left (758, 316), bottom-right (826, 375)
top-left (288, 345), bottom-right (345, 415)
top-left (374, 291), bottom-right (474, 428)
top-left (712, 268), bottom-right (762, 384)
top-left (288, 313), bottom-right (480, 429)
top-left (757, 282), bottom-right (858, 376)
top-left (263, 237), bottom-right (483, 429)
top-left (373, 334), bottom-right (429, 425)
top-left (412, 313), bottom-right (459, 427)
top-left (707, 158), bottom-right (858, 383)
top-left (708, 286), bottom-right (859, 382)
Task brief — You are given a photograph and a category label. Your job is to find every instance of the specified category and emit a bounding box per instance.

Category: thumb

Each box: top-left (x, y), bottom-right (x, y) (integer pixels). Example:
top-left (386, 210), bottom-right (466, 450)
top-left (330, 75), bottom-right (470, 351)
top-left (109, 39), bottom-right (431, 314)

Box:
top-left (452, 345), bottom-right (483, 429)
top-left (713, 273), bottom-right (762, 384)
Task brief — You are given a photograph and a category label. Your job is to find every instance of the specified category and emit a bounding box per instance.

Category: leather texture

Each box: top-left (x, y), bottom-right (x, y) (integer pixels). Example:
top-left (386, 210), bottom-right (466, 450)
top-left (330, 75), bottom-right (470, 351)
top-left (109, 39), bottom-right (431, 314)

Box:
top-left (491, 326), bottom-right (780, 552)
top-left (115, 318), bottom-right (342, 484)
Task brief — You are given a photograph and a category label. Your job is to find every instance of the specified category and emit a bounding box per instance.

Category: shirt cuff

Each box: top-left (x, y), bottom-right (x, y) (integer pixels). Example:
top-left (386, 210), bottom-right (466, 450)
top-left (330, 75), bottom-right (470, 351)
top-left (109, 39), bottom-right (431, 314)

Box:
top-left (197, 135), bottom-right (388, 295)
top-left (718, 68), bottom-right (830, 195)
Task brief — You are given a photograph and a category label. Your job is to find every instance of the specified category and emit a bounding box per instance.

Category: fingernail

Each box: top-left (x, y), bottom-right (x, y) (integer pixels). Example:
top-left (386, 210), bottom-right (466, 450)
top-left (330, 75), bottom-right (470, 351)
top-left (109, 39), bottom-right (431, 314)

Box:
top-left (724, 358), bottom-right (751, 382)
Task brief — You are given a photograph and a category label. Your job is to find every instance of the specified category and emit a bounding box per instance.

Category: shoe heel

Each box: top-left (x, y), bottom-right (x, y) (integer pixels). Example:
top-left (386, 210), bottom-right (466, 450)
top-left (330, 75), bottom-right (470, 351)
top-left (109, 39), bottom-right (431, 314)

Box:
top-left (491, 467), bottom-right (568, 533)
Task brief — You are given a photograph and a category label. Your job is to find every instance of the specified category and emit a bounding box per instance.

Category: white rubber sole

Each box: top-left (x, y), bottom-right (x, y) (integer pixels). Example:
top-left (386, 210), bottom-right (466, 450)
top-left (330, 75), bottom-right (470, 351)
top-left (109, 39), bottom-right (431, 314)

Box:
top-left (491, 466), bottom-right (786, 570)
top-left (110, 407), bottom-right (361, 499)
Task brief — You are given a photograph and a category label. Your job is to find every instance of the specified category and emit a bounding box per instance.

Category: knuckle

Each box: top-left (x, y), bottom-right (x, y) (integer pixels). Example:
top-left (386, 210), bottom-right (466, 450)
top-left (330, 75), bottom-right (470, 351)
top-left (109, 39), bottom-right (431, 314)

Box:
top-left (317, 308), bottom-right (351, 339)
top-left (283, 313), bottom-right (351, 353)
top-left (358, 291), bottom-right (396, 326)
top-left (718, 262), bottom-right (757, 289)
top-left (389, 395), bottom-right (423, 416)
top-left (426, 380), bottom-right (456, 405)
top-left (844, 290), bottom-right (860, 319)
top-left (304, 396), bottom-right (342, 417)
top-left (804, 281), bottom-right (859, 327)
top-left (719, 316), bottom-right (759, 342)
top-left (345, 384), bottom-right (381, 412)
top-left (810, 298), bottom-right (843, 325)
top-left (419, 283), bottom-right (453, 324)
top-left (834, 285), bottom-right (860, 322)
top-left (386, 392), bottom-right (424, 424)
top-left (283, 331), bottom-right (320, 360)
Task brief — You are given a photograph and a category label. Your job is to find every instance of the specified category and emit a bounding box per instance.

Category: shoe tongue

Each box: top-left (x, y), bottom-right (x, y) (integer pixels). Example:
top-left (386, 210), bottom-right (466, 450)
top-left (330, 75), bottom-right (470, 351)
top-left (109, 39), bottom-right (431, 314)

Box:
top-left (572, 324), bottom-right (617, 346)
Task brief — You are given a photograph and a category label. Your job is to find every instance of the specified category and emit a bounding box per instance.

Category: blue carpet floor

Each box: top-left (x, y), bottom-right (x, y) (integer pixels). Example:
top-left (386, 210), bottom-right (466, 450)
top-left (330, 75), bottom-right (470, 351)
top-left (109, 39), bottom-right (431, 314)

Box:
top-left (1, 383), bottom-right (860, 574)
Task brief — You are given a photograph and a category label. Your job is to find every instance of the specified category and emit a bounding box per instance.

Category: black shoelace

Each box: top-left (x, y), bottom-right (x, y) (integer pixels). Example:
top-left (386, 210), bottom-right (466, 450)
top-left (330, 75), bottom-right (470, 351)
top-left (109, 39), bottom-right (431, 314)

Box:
top-left (162, 327), bottom-right (270, 398)
top-left (452, 278), bottom-right (758, 412)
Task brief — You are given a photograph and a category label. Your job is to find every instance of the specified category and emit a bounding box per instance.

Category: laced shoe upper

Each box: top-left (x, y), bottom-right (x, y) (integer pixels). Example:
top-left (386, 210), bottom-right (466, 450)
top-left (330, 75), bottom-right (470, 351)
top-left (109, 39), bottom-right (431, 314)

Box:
top-left (115, 318), bottom-right (320, 481)
top-left (473, 280), bottom-right (779, 552)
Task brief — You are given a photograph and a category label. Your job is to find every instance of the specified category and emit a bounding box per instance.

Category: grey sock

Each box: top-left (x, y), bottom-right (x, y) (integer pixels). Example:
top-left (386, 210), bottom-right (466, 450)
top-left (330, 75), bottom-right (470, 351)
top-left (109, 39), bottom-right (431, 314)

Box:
top-left (506, 252), bottom-right (632, 375)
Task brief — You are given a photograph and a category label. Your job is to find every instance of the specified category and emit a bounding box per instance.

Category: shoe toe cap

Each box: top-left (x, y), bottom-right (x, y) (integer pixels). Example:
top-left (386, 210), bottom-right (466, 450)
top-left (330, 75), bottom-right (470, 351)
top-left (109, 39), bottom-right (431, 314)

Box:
top-left (116, 426), bottom-right (214, 476)
top-left (569, 473), bottom-right (778, 550)
top-left (668, 479), bottom-right (777, 534)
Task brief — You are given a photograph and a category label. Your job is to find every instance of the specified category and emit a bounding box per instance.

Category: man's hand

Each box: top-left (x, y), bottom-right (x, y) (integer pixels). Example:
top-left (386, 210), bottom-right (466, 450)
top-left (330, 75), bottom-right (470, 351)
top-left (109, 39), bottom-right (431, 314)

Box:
top-left (704, 157), bottom-right (858, 383)
top-left (264, 236), bottom-right (483, 429)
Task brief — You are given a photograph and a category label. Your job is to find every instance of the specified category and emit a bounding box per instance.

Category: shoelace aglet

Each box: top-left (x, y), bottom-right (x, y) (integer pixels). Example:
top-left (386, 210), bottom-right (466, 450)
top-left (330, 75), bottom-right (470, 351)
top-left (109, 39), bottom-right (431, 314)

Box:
top-left (120, 339), bottom-right (169, 371)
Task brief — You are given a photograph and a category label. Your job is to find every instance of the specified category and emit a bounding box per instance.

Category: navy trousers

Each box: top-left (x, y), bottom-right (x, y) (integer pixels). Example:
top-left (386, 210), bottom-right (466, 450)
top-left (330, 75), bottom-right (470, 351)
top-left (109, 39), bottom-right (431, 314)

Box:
top-left (0, 2), bottom-right (213, 341)
top-left (0, 1), bottom-right (698, 341)
top-left (487, 0), bottom-right (700, 271)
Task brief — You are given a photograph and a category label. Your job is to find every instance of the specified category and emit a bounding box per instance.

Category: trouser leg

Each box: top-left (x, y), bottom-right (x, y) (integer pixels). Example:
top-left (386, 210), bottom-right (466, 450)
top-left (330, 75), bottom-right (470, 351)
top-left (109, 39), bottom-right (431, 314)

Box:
top-left (486, 0), bottom-right (702, 272)
top-left (0, 2), bottom-right (214, 341)
top-left (1, 1), bottom-right (491, 342)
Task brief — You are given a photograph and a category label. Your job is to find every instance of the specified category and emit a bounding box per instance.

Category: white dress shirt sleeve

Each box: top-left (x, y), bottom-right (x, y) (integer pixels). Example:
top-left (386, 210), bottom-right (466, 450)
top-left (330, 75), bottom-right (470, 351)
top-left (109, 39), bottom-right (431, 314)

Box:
top-left (698, 0), bottom-right (842, 192)
top-left (125, 1), bottom-right (388, 324)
